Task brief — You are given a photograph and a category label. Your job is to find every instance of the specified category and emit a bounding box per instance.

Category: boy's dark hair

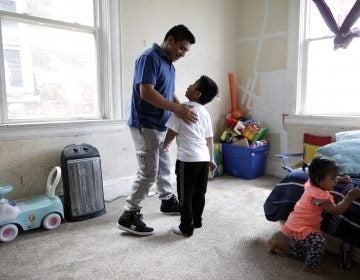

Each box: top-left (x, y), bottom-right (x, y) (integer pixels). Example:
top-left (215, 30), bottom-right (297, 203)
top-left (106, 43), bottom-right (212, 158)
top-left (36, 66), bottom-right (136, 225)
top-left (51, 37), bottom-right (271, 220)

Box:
top-left (197, 75), bottom-right (219, 105)
top-left (308, 156), bottom-right (339, 186)
top-left (164, 25), bottom-right (195, 44)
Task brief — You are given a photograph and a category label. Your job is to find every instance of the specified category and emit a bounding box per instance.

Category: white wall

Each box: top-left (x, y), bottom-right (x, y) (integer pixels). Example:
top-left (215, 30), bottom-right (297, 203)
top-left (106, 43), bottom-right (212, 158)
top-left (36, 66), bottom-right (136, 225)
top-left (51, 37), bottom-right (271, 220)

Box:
top-left (120, 0), bottom-right (239, 139)
top-left (0, 0), bottom-right (238, 199)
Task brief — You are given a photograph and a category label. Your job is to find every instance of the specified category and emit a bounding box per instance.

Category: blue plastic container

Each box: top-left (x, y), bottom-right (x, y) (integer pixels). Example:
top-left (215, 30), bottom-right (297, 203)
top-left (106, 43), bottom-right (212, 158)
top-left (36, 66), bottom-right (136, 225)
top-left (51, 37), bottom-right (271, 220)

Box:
top-left (222, 143), bottom-right (269, 179)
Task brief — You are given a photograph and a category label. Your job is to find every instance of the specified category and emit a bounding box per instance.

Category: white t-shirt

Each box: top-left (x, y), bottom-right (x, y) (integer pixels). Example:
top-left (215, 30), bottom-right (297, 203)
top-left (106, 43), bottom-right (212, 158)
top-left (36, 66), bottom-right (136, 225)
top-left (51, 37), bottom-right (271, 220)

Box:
top-left (165, 101), bottom-right (213, 162)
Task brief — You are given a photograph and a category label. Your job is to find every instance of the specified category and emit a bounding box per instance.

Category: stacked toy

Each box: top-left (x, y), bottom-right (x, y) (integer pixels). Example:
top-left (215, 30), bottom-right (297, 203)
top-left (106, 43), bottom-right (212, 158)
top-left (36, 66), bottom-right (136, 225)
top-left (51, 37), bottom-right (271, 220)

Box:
top-left (220, 113), bottom-right (268, 147)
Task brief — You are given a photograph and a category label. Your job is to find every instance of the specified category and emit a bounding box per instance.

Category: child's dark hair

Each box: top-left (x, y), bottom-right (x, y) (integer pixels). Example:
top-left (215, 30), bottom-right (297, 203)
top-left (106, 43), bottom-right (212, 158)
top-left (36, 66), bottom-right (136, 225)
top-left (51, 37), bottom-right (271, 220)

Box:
top-left (196, 75), bottom-right (219, 105)
top-left (164, 25), bottom-right (195, 44)
top-left (307, 156), bottom-right (339, 186)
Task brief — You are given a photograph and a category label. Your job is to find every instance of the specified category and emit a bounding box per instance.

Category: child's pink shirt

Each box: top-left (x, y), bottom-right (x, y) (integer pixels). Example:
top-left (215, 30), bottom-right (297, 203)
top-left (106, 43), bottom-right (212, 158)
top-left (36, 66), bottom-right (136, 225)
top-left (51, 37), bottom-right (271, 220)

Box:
top-left (282, 179), bottom-right (334, 240)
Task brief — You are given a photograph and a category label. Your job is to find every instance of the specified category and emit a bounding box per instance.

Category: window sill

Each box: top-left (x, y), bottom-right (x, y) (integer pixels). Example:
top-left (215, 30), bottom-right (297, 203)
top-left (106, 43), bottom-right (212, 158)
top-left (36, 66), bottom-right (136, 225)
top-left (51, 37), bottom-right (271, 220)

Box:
top-left (284, 115), bottom-right (360, 128)
top-left (0, 120), bottom-right (127, 141)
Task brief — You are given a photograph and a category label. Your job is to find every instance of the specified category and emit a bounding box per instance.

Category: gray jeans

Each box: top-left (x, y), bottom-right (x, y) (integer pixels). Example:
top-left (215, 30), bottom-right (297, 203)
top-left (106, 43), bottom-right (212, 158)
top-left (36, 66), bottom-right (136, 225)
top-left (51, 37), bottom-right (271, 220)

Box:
top-left (124, 127), bottom-right (174, 211)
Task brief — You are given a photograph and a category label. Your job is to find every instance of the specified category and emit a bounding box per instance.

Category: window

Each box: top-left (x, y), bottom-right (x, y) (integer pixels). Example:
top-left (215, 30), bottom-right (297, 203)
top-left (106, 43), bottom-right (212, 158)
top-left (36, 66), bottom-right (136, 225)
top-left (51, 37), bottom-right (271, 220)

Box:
top-left (296, 0), bottom-right (360, 117)
top-left (0, 0), bottom-right (120, 126)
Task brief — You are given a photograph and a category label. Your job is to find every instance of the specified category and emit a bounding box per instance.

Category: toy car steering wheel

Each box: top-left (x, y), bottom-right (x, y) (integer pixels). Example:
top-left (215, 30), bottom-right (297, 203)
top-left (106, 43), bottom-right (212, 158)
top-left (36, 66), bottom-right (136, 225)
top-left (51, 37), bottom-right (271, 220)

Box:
top-left (46, 166), bottom-right (61, 198)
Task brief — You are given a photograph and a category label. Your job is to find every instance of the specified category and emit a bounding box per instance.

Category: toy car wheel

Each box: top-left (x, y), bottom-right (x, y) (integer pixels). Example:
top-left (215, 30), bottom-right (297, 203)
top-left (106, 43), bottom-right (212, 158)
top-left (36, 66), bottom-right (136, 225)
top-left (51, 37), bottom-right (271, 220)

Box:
top-left (0, 224), bottom-right (18, 242)
top-left (42, 213), bottom-right (61, 230)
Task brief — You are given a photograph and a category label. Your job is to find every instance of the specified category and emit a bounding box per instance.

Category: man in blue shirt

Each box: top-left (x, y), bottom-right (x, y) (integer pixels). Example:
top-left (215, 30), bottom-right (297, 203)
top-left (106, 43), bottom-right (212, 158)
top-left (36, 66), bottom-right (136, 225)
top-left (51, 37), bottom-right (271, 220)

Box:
top-left (118, 25), bottom-right (197, 236)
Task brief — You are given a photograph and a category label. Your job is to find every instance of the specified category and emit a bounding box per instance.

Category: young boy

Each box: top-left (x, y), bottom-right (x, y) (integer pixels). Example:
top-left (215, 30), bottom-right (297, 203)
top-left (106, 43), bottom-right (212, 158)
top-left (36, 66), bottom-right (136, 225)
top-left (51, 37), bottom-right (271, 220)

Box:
top-left (163, 75), bottom-right (219, 236)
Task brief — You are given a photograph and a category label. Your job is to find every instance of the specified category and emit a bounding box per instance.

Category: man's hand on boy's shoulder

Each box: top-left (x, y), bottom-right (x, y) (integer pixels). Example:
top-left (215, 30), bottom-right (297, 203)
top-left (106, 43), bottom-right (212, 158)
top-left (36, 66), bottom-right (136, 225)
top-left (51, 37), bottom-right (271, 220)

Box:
top-left (174, 103), bottom-right (198, 124)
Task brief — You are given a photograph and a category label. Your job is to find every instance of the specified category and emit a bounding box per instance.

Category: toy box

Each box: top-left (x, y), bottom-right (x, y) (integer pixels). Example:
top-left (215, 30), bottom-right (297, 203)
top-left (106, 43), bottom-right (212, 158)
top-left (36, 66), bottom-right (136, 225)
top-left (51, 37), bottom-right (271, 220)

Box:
top-left (222, 143), bottom-right (269, 179)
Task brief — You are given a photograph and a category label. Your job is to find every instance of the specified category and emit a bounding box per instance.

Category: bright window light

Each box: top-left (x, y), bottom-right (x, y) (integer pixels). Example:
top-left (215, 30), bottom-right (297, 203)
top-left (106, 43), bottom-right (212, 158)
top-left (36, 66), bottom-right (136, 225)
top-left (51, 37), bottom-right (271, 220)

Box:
top-left (301, 0), bottom-right (360, 116)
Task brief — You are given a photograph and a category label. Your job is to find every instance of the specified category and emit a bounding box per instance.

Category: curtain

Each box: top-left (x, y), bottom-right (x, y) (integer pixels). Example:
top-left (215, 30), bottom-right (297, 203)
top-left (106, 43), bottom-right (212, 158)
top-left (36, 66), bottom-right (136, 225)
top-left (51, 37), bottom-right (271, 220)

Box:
top-left (312, 0), bottom-right (360, 49)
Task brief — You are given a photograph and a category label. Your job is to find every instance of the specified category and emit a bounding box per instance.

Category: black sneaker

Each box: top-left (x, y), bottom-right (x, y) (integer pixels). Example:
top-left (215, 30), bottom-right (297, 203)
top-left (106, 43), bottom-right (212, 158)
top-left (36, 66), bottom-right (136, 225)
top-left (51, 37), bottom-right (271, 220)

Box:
top-left (117, 210), bottom-right (154, 236)
top-left (160, 195), bottom-right (180, 215)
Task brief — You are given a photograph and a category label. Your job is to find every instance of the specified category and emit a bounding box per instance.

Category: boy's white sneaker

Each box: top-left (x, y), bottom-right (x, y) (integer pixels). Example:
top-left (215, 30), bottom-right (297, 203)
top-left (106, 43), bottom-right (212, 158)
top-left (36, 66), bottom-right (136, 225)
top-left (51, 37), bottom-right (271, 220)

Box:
top-left (172, 225), bottom-right (192, 237)
top-left (172, 225), bottom-right (185, 236)
top-left (172, 225), bottom-right (182, 235)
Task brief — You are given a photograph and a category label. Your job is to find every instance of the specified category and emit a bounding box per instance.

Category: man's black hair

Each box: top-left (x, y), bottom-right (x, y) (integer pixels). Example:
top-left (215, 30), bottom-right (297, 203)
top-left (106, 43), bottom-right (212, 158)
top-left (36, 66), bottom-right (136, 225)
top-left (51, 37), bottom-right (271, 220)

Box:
top-left (164, 24), bottom-right (195, 44)
top-left (197, 75), bottom-right (219, 105)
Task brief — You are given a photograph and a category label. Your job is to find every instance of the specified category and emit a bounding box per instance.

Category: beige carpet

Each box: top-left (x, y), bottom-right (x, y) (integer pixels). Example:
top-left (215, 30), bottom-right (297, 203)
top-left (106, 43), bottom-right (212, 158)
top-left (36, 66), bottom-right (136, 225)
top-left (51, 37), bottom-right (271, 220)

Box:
top-left (1, 175), bottom-right (359, 280)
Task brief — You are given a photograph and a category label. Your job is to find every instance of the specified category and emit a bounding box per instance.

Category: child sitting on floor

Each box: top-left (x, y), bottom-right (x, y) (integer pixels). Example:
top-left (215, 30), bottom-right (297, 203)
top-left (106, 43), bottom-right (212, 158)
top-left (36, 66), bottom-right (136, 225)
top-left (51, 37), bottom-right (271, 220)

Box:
top-left (268, 156), bottom-right (360, 274)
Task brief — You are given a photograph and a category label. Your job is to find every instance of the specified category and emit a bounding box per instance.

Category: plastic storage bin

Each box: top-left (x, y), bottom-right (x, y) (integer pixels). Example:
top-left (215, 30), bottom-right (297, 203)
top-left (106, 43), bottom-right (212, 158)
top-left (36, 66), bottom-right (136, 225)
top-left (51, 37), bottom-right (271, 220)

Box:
top-left (222, 143), bottom-right (269, 179)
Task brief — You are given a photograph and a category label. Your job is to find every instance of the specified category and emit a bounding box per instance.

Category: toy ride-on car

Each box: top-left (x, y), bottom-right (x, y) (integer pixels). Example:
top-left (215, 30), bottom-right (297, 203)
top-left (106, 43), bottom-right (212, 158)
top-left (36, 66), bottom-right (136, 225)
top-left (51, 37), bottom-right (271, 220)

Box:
top-left (0, 166), bottom-right (64, 242)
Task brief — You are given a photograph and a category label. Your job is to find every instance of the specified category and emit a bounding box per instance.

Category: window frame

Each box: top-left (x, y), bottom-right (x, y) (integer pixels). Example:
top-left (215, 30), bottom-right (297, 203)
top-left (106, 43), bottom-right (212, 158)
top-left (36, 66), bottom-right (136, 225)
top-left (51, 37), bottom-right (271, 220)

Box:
top-left (0, 0), bottom-right (123, 140)
top-left (285, 0), bottom-right (360, 128)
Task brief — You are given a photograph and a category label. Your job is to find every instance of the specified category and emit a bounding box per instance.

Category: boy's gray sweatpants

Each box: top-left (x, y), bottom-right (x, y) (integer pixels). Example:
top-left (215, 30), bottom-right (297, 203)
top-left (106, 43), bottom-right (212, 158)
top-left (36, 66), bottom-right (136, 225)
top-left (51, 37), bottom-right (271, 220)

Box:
top-left (124, 127), bottom-right (174, 211)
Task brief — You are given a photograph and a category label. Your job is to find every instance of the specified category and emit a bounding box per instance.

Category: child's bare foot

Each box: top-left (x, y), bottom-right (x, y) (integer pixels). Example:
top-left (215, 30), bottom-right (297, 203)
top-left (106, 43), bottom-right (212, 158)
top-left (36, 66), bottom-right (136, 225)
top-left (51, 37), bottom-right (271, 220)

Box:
top-left (268, 239), bottom-right (277, 254)
top-left (268, 231), bottom-right (290, 254)
top-left (303, 265), bottom-right (323, 274)
top-left (267, 239), bottom-right (290, 254)
top-left (267, 239), bottom-right (290, 255)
